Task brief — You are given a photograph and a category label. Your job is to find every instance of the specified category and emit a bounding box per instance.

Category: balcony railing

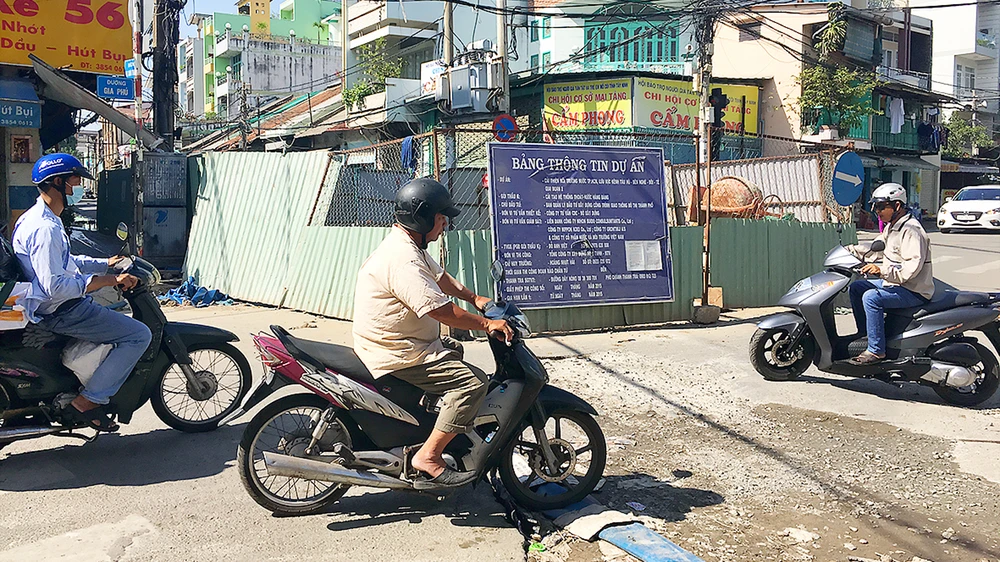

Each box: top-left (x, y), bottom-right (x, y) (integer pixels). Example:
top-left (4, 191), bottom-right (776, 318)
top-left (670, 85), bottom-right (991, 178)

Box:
top-left (877, 66), bottom-right (930, 90)
top-left (872, 114), bottom-right (920, 152)
top-left (552, 60), bottom-right (686, 75)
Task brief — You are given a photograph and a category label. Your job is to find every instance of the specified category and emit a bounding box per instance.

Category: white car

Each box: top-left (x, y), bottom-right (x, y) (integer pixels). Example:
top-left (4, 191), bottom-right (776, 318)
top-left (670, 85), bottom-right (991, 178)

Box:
top-left (937, 185), bottom-right (1000, 233)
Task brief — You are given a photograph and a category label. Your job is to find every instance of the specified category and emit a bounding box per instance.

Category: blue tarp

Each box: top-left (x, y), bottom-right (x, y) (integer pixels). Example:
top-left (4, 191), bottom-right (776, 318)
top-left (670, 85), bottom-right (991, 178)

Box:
top-left (158, 277), bottom-right (232, 307)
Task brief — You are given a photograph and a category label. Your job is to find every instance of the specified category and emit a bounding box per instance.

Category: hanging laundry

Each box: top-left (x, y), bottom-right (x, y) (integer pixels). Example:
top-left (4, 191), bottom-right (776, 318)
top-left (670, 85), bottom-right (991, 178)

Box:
top-left (400, 136), bottom-right (418, 173)
top-left (888, 97), bottom-right (905, 134)
top-left (917, 122), bottom-right (934, 150)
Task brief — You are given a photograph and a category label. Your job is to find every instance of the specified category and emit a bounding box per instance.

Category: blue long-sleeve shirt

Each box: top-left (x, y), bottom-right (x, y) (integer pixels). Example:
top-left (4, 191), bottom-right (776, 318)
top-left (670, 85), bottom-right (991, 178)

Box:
top-left (12, 197), bottom-right (108, 323)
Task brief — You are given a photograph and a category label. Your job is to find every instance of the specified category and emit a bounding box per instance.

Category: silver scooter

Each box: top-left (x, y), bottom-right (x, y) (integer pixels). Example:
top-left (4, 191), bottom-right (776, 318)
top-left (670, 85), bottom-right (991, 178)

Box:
top-left (750, 240), bottom-right (1000, 407)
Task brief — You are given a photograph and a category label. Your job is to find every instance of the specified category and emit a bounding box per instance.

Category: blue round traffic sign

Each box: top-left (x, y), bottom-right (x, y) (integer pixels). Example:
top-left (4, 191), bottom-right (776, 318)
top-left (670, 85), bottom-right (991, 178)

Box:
top-left (832, 152), bottom-right (865, 206)
top-left (493, 114), bottom-right (518, 142)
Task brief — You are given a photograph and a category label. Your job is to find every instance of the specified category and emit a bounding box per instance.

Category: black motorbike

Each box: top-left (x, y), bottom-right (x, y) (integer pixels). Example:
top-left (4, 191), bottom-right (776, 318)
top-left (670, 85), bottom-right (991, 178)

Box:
top-left (234, 265), bottom-right (606, 516)
top-left (750, 241), bottom-right (1000, 407)
top-left (0, 227), bottom-right (252, 451)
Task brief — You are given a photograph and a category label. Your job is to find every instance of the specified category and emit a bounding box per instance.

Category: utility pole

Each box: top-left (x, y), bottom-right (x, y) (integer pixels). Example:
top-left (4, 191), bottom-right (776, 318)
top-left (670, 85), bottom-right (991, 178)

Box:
top-left (696, 15), bottom-right (715, 165)
top-left (153, 0), bottom-right (181, 150)
top-left (444, 1), bottom-right (454, 66)
top-left (496, 0), bottom-right (510, 112)
top-left (131, 0), bottom-right (144, 255)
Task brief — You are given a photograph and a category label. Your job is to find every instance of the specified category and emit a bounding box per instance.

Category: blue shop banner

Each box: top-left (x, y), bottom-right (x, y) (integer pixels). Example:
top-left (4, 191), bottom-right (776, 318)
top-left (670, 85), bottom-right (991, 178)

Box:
top-left (0, 79), bottom-right (41, 129)
top-left (488, 143), bottom-right (673, 309)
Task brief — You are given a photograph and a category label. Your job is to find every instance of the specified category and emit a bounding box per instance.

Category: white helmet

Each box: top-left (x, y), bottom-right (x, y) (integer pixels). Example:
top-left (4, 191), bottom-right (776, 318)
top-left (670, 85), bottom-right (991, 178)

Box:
top-left (870, 182), bottom-right (907, 210)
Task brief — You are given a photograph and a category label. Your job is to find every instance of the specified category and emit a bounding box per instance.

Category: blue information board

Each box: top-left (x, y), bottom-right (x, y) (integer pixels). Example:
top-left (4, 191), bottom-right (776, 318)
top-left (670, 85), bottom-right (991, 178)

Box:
top-left (489, 143), bottom-right (673, 309)
top-left (97, 76), bottom-right (135, 101)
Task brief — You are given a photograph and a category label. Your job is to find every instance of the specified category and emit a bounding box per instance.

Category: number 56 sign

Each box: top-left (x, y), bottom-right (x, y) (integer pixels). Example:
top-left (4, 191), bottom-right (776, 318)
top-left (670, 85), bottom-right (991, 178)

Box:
top-left (0, 0), bottom-right (132, 74)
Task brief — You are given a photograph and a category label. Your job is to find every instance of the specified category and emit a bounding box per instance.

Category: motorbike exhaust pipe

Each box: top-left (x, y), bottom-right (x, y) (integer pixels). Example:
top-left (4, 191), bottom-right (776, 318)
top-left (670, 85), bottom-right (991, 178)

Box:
top-left (0, 426), bottom-right (66, 443)
top-left (263, 452), bottom-right (413, 490)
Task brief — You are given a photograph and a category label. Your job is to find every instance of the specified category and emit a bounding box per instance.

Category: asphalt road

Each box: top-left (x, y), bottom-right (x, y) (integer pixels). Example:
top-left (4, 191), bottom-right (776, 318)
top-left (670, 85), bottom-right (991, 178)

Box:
top-left (926, 229), bottom-right (1000, 292)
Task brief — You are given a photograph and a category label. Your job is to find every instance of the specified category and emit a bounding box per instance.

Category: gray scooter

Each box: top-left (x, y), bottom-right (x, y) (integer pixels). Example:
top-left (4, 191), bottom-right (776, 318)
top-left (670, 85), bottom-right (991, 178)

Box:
top-left (750, 241), bottom-right (1000, 407)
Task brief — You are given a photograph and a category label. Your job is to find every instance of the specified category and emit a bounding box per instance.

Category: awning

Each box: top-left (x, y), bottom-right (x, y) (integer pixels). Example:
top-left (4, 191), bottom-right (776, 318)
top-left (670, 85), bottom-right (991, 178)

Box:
top-left (0, 78), bottom-right (41, 128)
top-left (860, 155), bottom-right (879, 168)
top-left (29, 54), bottom-right (163, 149)
top-left (878, 155), bottom-right (939, 171)
top-left (940, 159), bottom-right (999, 174)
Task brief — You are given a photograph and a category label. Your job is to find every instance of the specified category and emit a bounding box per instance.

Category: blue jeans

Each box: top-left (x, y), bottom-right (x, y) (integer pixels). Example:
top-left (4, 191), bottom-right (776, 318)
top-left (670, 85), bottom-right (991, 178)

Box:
top-left (849, 279), bottom-right (926, 356)
top-left (38, 297), bottom-right (152, 405)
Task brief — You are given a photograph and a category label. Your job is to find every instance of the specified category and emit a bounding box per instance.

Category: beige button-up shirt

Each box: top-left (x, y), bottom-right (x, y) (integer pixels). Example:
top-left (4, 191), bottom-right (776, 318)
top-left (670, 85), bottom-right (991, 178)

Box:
top-left (352, 227), bottom-right (452, 377)
top-left (850, 214), bottom-right (934, 300)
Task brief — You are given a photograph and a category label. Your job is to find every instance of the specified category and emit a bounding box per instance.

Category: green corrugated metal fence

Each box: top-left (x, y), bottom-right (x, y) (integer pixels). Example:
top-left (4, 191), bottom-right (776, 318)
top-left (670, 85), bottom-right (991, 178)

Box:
top-left (709, 218), bottom-right (858, 308)
top-left (445, 227), bottom-right (705, 332)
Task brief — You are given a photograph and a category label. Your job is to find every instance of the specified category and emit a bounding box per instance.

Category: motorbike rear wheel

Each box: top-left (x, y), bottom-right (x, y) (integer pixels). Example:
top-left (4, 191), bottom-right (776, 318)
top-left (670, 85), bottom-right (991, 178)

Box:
top-left (749, 328), bottom-right (815, 381)
top-left (933, 342), bottom-right (1000, 407)
top-left (151, 342), bottom-right (252, 433)
top-left (237, 394), bottom-right (351, 516)
top-left (498, 409), bottom-right (606, 511)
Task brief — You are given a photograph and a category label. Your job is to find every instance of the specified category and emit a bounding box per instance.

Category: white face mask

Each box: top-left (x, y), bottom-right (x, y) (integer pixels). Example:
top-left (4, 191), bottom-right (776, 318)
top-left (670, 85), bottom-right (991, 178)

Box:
top-left (65, 184), bottom-right (85, 206)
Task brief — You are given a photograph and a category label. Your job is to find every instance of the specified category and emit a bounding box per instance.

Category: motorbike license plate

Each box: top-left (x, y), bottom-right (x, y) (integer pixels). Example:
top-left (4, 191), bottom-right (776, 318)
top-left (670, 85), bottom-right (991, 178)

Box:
top-left (956, 214), bottom-right (975, 221)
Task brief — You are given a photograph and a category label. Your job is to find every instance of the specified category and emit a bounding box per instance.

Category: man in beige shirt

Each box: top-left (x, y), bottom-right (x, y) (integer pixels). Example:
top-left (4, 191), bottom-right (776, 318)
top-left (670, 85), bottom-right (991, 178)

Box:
top-left (847, 183), bottom-right (933, 364)
top-left (354, 178), bottom-right (513, 489)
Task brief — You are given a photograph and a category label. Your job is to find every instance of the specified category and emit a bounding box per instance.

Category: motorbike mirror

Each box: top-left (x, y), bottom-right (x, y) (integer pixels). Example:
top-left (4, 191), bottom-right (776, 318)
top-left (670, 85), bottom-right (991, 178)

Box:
top-left (116, 222), bottom-right (129, 241)
top-left (871, 240), bottom-right (886, 253)
top-left (490, 260), bottom-right (506, 282)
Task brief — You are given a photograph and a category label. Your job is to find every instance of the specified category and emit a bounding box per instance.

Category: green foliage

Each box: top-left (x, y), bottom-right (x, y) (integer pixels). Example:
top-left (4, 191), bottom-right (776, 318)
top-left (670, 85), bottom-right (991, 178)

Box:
top-left (816, 3), bottom-right (847, 61)
top-left (343, 38), bottom-right (403, 111)
top-left (797, 66), bottom-right (882, 131)
top-left (942, 114), bottom-right (994, 159)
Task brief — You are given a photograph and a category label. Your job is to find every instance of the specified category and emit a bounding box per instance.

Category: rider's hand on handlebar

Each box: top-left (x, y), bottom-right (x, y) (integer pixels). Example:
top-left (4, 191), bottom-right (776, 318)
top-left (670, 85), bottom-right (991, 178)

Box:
top-left (114, 273), bottom-right (140, 291)
top-left (860, 263), bottom-right (881, 277)
top-left (485, 318), bottom-right (514, 345)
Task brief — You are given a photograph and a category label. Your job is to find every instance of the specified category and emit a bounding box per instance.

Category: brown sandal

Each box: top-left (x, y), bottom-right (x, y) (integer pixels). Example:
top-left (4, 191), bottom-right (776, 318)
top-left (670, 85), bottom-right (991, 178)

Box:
top-left (850, 351), bottom-right (885, 365)
top-left (66, 404), bottom-right (120, 432)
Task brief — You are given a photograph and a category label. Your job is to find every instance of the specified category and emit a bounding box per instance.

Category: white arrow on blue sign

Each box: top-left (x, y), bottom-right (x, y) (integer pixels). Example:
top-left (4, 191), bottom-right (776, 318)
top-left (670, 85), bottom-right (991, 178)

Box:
top-left (97, 76), bottom-right (135, 101)
top-left (832, 151), bottom-right (865, 206)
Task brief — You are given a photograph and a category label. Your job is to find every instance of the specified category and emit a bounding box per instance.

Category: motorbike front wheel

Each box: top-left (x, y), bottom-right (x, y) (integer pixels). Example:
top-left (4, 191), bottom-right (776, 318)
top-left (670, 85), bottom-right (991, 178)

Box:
top-left (237, 394), bottom-right (352, 516)
top-left (152, 342), bottom-right (252, 433)
top-left (749, 328), bottom-right (815, 381)
top-left (498, 409), bottom-right (606, 511)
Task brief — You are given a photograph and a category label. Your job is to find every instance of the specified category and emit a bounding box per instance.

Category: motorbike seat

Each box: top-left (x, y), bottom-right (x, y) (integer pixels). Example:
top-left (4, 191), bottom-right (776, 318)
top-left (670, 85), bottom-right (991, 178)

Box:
top-left (892, 290), bottom-right (992, 319)
top-left (269, 325), bottom-right (376, 386)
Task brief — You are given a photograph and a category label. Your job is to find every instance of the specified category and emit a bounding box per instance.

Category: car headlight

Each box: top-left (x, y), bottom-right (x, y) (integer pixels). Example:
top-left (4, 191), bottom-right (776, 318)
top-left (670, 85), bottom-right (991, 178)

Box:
top-left (986, 208), bottom-right (1000, 215)
top-left (938, 207), bottom-right (948, 215)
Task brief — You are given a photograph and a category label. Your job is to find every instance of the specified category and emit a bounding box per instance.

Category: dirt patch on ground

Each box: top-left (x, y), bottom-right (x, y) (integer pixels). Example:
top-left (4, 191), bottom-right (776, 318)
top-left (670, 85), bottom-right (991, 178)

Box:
top-left (533, 350), bottom-right (1000, 562)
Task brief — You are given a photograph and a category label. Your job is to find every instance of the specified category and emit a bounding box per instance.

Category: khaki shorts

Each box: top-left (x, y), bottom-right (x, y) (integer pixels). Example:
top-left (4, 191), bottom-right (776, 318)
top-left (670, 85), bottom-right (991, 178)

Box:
top-left (389, 351), bottom-right (487, 434)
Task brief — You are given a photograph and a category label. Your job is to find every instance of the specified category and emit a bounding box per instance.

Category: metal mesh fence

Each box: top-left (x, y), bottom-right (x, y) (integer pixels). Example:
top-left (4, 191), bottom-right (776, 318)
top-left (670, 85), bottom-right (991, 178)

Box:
top-left (309, 127), bottom-right (843, 229)
top-left (311, 133), bottom-right (434, 227)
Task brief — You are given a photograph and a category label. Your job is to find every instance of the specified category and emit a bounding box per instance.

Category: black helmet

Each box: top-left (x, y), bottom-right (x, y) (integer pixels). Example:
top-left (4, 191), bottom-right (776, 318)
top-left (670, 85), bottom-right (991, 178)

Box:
top-left (394, 178), bottom-right (460, 235)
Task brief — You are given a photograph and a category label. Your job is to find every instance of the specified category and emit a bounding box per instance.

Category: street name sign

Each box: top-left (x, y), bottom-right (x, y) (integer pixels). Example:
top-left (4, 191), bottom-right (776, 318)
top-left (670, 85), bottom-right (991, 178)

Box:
top-left (97, 75), bottom-right (134, 101)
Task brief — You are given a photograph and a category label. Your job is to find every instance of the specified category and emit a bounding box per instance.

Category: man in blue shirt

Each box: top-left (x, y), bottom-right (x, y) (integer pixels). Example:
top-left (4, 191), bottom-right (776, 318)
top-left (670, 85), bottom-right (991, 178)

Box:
top-left (12, 153), bottom-right (151, 432)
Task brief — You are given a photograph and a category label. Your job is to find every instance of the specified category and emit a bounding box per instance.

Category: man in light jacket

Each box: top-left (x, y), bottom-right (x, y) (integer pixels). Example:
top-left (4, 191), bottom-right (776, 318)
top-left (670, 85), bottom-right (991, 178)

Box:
top-left (847, 183), bottom-right (933, 364)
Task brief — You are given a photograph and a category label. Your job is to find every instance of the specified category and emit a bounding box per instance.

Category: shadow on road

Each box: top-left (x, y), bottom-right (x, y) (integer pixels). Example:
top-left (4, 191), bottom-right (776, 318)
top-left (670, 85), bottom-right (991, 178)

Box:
top-left (796, 373), bottom-right (1000, 410)
top-left (597, 473), bottom-right (724, 523)
top-left (0, 424), bottom-right (244, 491)
top-left (321, 485), bottom-right (513, 531)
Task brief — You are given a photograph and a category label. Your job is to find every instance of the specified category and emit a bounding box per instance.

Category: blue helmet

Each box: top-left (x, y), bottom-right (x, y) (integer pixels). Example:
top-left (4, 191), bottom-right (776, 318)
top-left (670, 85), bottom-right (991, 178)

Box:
top-left (31, 153), bottom-right (94, 185)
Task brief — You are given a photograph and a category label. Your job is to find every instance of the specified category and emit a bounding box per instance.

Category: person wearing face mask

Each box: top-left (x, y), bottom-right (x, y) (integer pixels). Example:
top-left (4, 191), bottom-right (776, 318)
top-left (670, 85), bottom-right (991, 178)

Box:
top-left (11, 153), bottom-right (150, 432)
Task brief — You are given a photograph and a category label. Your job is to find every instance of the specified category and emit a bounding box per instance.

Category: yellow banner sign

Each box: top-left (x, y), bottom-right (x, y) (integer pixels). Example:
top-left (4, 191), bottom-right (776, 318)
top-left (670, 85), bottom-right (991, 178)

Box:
top-left (0, 0), bottom-right (132, 74)
top-left (544, 79), bottom-right (633, 131)
top-left (633, 77), bottom-right (759, 135)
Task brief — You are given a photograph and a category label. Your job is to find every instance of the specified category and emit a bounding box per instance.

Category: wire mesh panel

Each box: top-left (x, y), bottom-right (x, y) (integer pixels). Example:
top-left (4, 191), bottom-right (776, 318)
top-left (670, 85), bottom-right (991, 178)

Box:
top-left (312, 134), bottom-right (432, 227)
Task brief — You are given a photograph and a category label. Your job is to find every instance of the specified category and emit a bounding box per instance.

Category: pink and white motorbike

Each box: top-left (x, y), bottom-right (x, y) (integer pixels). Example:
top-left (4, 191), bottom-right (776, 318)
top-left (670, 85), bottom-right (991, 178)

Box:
top-left (233, 300), bottom-right (606, 516)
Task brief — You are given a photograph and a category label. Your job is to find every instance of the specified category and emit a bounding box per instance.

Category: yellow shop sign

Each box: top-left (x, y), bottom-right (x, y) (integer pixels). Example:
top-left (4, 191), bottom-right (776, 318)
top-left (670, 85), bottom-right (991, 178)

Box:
top-left (0, 0), bottom-right (132, 74)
